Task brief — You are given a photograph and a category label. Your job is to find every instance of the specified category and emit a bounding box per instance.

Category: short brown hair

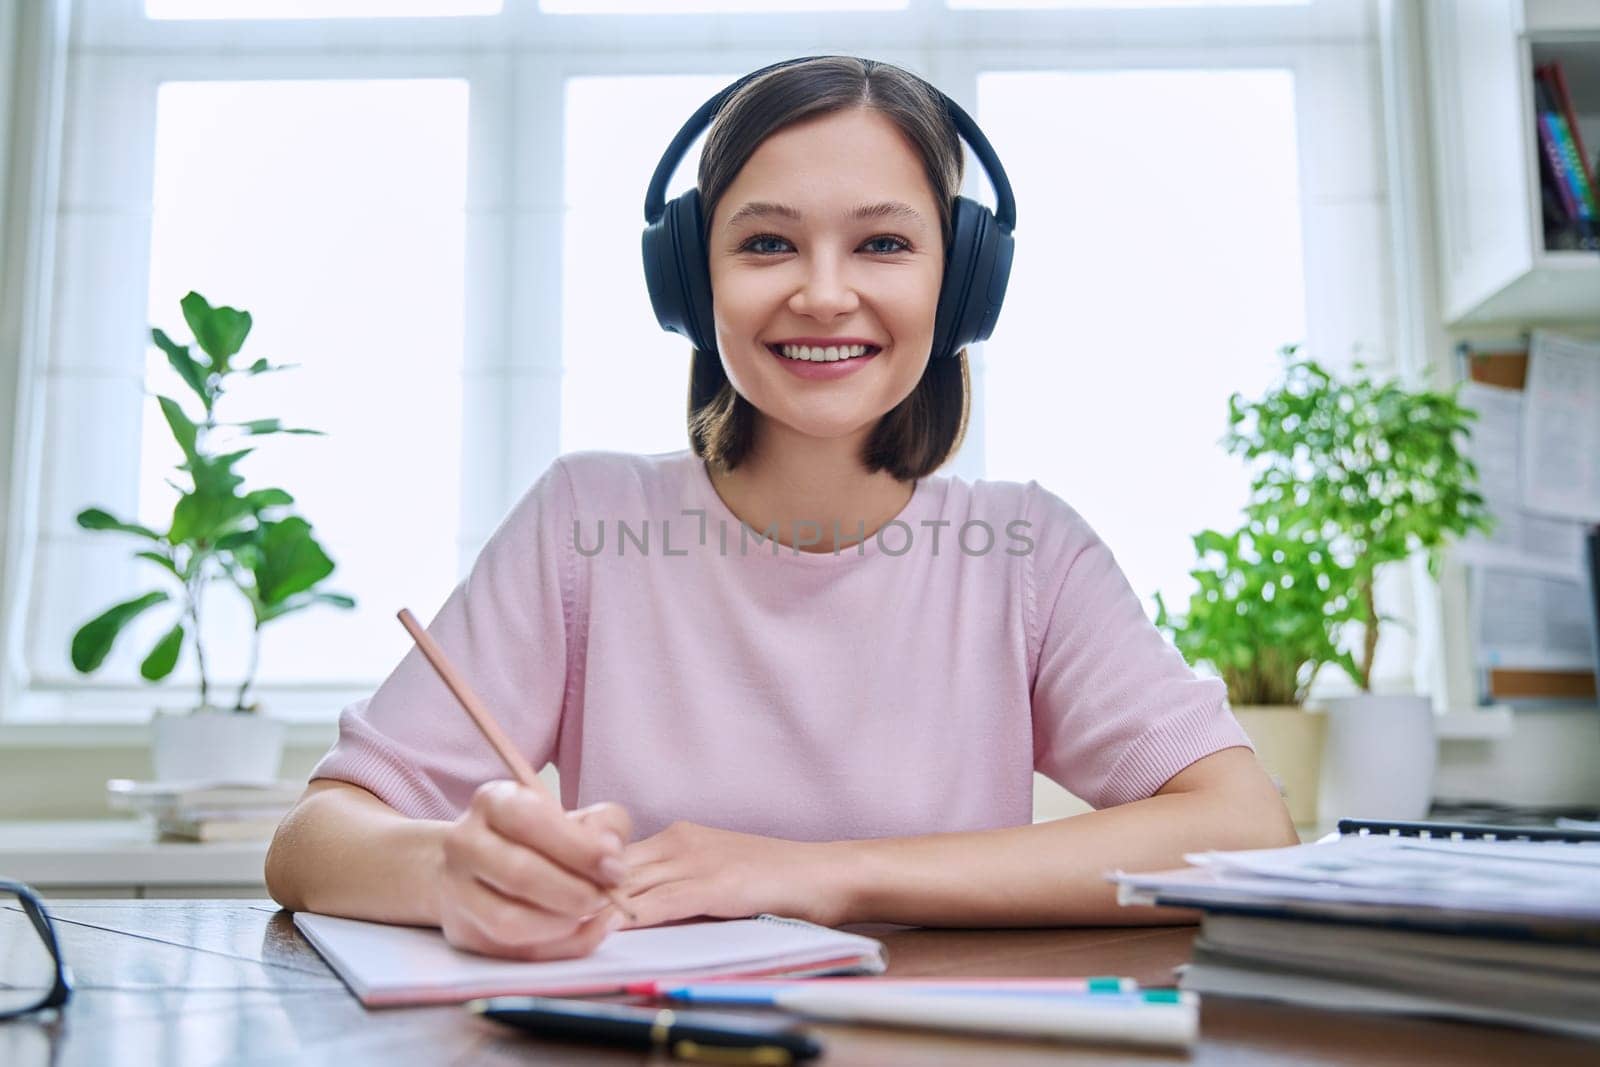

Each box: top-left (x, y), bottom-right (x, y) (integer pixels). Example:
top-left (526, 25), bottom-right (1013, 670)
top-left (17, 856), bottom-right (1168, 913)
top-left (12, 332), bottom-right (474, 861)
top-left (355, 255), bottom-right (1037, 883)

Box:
top-left (686, 56), bottom-right (970, 482)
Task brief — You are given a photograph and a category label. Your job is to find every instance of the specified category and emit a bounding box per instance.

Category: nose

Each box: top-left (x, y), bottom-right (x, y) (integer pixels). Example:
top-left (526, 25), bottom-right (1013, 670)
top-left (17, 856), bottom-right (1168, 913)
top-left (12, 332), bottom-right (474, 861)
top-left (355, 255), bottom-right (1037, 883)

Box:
top-left (787, 252), bottom-right (860, 321)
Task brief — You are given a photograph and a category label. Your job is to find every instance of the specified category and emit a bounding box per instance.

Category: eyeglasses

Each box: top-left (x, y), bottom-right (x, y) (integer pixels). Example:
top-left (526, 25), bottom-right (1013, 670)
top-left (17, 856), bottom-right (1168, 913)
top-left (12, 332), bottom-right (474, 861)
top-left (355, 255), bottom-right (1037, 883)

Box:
top-left (0, 879), bottom-right (73, 1019)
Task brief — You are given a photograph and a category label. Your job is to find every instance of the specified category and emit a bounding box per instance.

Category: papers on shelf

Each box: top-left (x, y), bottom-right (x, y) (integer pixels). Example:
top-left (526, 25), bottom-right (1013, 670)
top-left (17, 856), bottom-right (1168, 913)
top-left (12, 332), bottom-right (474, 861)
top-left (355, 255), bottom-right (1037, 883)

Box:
top-left (1452, 348), bottom-right (1598, 676)
top-left (1521, 331), bottom-right (1600, 524)
top-left (1471, 566), bottom-right (1596, 670)
top-left (1456, 381), bottom-right (1588, 578)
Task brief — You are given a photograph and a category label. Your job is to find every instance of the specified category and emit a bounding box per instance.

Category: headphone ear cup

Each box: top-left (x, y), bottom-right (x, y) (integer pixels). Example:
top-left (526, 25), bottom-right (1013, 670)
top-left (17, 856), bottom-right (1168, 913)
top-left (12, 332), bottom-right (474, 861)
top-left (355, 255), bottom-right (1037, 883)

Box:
top-left (931, 196), bottom-right (1014, 360)
top-left (642, 189), bottom-right (716, 355)
top-left (671, 190), bottom-right (716, 355)
top-left (643, 200), bottom-right (685, 340)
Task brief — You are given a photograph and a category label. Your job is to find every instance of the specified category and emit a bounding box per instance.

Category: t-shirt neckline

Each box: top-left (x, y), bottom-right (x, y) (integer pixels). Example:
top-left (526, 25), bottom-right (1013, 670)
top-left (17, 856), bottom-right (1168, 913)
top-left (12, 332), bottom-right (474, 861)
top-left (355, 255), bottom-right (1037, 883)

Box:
top-left (688, 452), bottom-right (935, 566)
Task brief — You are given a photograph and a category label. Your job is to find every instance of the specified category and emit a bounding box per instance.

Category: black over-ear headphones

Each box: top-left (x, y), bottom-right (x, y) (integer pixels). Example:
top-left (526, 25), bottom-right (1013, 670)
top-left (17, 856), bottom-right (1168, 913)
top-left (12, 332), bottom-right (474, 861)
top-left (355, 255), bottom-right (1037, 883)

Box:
top-left (641, 56), bottom-right (1016, 363)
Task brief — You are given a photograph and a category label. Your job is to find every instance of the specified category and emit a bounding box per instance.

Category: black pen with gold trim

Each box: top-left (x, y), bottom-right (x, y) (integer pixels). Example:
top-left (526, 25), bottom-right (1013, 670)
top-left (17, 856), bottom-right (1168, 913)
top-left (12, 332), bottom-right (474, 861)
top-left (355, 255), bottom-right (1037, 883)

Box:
top-left (469, 995), bottom-right (823, 1065)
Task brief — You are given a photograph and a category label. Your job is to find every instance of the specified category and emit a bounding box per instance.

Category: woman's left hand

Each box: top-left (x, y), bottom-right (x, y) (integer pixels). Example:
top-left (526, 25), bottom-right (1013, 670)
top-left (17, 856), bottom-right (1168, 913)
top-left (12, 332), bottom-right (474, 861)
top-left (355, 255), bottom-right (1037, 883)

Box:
top-left (613, 821), bottom-right (851, 929)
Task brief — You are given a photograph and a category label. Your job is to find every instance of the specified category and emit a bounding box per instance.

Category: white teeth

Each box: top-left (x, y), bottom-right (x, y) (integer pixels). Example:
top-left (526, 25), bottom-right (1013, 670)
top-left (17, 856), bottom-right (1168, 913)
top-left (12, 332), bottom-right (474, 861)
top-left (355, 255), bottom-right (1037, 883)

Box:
top-left (777, 344), bottom-right (871, 362)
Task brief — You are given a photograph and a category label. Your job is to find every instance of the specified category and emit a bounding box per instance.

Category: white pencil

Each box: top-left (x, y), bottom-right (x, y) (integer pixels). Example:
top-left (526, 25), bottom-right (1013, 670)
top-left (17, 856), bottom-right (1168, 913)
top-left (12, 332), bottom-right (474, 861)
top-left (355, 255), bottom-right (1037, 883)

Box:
top-left (764, 987), bottom-right (1200, 1050)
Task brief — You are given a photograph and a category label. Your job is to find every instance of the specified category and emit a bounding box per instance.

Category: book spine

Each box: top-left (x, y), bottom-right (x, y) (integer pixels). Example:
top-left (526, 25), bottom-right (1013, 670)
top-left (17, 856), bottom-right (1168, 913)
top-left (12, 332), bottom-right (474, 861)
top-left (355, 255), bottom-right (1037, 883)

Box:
top-left (1551, 115), bottom-right (1597, 218)
top-left (1556, 126), bottom-right (1600, 249)
top-left (1546, 62), bottom-right (1598, 214)
top-left (1539, 113), bottom-right (1585, 221)
top-left (1533, 73), bottom-right (1583, 223)
top-left (1533, 69), bottom-right (1596, 248)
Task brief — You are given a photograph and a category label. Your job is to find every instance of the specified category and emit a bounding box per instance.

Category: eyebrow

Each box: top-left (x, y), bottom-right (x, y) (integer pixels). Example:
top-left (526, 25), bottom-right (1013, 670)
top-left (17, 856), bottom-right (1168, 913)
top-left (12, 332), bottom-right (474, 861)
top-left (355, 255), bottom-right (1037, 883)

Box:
top-left (723, 200), bottom-right (928, 229)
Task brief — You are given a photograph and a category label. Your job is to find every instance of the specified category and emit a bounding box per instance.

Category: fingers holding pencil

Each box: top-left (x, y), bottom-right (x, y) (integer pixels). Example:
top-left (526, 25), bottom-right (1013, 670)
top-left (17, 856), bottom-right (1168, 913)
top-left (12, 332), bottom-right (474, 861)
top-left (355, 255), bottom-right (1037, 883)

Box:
top-left (438, 780), bottom-right (635, 960)
top-left (396, 607), bottom-right (639, 941)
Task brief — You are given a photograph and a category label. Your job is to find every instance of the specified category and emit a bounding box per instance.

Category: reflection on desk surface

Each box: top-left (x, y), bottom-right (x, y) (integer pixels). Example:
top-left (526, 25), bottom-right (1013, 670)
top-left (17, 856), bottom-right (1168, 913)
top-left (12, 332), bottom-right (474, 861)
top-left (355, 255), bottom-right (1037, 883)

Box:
top-left (0, 901), bottom-right (1596, 1067)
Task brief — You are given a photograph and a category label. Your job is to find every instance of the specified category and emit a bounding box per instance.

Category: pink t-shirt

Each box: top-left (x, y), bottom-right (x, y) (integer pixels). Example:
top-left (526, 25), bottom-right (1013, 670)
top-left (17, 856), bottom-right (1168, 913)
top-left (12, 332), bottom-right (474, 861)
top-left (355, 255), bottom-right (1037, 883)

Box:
top-left (311, 449), bottom-right (1249, 840)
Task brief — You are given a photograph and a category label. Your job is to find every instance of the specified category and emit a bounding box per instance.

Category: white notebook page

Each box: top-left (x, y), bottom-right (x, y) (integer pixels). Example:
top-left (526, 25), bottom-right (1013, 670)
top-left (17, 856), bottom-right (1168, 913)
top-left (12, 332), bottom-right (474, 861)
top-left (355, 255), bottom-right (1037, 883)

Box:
top-left (294, 912), bottom-right (887, 1006)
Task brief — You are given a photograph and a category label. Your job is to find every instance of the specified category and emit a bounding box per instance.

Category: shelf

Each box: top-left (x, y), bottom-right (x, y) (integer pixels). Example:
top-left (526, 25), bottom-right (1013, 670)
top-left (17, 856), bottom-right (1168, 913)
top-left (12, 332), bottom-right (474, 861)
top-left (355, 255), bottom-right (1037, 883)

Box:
top-left (0, 819), bottom-right (269, 891)
top-left (1446, 251), bottom-right (1600, 326)
top-left (1427, 3), bottom-right (1600, 326)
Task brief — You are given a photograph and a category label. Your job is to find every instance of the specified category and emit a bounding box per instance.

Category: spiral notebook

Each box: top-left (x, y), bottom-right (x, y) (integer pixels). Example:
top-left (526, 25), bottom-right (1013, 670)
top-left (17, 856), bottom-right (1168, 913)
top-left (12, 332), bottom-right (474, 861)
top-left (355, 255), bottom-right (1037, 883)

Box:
top-left (293, 912), bottom-right (888, 1007)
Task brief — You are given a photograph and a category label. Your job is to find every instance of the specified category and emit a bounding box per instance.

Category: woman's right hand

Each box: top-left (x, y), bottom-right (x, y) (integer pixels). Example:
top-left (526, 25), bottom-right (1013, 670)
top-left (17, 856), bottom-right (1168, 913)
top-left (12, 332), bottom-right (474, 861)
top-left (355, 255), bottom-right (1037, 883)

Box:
top-left (437, 779), bottom-right (633, 960)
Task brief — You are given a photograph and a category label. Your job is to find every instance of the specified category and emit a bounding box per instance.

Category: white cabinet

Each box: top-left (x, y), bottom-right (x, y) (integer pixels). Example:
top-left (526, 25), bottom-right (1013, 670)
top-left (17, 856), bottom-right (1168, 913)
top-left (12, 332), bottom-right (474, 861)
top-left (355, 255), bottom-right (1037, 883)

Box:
top-left (1424, 0), bottom-right (1600, 325)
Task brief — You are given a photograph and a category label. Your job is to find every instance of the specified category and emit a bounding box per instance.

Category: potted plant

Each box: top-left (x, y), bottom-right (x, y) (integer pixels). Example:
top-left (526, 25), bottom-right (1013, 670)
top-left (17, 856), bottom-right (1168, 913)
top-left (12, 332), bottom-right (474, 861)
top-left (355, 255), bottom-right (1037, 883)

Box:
top-left (1223, 346), bottom-right (1492, 820)
top-left (68, 292), bottom-right (355, 782)
top-left (1155, 516), bottom-right (1358, 824)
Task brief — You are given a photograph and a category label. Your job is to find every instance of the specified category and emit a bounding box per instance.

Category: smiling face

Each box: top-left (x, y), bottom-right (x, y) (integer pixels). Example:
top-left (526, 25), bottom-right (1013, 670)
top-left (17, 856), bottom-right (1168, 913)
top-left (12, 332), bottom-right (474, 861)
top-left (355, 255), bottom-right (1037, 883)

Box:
top-left (707, 106), bottom-right (945, 447)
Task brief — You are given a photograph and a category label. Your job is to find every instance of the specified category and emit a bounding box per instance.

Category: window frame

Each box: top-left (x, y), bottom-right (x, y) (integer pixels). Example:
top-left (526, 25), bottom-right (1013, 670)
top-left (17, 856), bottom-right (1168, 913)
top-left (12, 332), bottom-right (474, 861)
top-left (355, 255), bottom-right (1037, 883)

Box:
top-left (1, 0), bottom-right (1392, 725)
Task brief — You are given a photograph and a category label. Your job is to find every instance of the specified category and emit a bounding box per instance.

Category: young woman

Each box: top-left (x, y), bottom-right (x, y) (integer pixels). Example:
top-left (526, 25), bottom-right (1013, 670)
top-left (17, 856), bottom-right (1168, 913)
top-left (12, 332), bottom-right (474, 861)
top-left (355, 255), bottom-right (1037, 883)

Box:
top-left (266, 56), bottom-right (1296, 961)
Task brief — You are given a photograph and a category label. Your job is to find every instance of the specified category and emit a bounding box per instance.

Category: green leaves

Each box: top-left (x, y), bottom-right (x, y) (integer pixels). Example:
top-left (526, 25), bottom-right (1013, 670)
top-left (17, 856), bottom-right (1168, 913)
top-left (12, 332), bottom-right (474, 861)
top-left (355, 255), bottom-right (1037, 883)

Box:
top-left (230, 418), bottom-right (325, 437)
top-left (251, 517), bottom-right (335, 607)
top-left (1224, 349), bottom-right (1494, 578)
top-left (1156, 518), bottom-right (1361, 705)
top-left (76, 508), bottom-right (160, 541)
top-left (159, 396), bottom-right (199, 462)
top-left (1206, 345), bottom-right (1494, 691)
top-left (181, 291), bottom-right (252, 374)
top-left (152, 328), bottom-right (209, 409)
top-left (70, 591), bottom-right (170, 673)
top-left (69, 291), bottom-right (356, 705)
top-left (228, 516), bottom-right (353, 627)
top-left (141, 622), bottom-right (186, 681)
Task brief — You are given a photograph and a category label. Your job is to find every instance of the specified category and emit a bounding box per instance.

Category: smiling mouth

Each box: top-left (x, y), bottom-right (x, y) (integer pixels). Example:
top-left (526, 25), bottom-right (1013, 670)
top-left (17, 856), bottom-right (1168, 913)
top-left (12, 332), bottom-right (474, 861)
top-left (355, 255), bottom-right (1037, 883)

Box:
top-left (766, 343), bottom-right (883, 363)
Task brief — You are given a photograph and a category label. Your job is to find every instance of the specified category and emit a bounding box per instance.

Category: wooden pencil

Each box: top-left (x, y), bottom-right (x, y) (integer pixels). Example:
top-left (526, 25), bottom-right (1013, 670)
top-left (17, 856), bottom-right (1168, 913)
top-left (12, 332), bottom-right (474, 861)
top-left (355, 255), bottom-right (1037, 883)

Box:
top-left (397, 607), bottom-right (637, 923)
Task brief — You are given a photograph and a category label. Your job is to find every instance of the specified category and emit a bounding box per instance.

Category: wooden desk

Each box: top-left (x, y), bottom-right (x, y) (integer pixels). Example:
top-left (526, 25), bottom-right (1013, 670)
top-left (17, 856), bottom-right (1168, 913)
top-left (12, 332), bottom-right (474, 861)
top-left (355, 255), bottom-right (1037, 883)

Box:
top-left (1, 901), bottom-right (1594, 1065)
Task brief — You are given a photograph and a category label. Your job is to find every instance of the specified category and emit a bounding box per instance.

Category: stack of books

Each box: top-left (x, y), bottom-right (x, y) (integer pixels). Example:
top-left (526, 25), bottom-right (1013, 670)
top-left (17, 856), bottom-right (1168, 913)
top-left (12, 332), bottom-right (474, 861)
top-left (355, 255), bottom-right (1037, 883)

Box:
top-left (1534, 61), bottom-right (1599, 251)
top-left (1114, 827), bottom-right (1600, 1041)
top-left (107, 778), bottom-right (303, 842)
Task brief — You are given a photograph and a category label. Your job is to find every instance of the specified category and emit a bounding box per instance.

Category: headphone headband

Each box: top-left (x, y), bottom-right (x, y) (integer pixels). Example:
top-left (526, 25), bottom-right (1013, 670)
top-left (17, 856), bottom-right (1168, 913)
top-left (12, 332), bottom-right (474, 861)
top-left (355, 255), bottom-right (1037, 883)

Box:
top-left (642, 56), bottom-right (1016, 234)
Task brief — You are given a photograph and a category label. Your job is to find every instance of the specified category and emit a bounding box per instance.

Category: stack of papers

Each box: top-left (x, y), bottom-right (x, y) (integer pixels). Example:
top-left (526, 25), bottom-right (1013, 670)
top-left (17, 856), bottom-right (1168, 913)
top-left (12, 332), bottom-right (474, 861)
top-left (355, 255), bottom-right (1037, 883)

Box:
top-left (1114, 835), bottom-right (1600, 1040)
top-left (107, 778), bottom-right (303, 842)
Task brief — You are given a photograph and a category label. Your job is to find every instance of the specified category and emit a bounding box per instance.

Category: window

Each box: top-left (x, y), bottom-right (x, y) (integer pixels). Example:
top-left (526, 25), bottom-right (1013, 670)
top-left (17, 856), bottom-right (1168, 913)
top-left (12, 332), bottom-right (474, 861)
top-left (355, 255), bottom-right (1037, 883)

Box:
top-left (131, 79), bottom-right (469, 688)
top-left (3, 0), bottom-right (1387, 720)
top-left (543, 1), bottom-right (903, 12)
top-left (147, 1), bottom-right (502, 18)
top-left (561, 74), bottom-right (733, 456)
top-left (949, 1), bottom-right (1305, 9)
top-left (978, 69), bottom-right (1305, 609)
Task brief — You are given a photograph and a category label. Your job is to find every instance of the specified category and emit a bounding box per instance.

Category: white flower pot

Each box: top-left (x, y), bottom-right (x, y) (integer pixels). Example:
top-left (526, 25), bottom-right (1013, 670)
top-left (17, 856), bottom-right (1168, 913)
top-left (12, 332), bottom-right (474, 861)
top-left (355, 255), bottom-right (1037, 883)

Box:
top-left (1318, 694), bottom-right (1436, 823)
top-left (1230, 704), bottom-right (1327, 826)
top-left (151, 708), bottom-right (286, 784)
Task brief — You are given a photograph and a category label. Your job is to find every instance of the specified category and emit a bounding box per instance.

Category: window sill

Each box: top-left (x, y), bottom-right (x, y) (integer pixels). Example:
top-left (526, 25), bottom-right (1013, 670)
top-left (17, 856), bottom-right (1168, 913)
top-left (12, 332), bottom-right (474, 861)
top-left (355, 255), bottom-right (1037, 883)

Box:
top-left (0, 819), bottom-right (268, 890)
top-left (0, 720), bottom-right (338, 749)
top-left (2, 684), bottom-right (362, 746)
top-left (1436, 706), bottom-right (1515, 740)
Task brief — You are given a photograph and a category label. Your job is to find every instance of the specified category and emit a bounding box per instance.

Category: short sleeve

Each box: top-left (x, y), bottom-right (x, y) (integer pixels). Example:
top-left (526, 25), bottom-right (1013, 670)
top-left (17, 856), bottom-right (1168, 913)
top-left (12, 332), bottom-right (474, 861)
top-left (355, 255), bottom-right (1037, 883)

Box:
top-left (1025, 483), bottom-right (1252, 809)
top-left (308, 457), bottom-right (578, 820)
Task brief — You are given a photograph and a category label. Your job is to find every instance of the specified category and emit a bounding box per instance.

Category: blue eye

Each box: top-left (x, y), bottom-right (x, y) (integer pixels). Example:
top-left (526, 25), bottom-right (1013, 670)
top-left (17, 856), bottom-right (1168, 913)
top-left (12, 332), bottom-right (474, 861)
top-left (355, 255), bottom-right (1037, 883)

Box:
top-left (741, 235), bottom-right (792, 255)
top-left (737, 234), bottom-right (911, 256)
